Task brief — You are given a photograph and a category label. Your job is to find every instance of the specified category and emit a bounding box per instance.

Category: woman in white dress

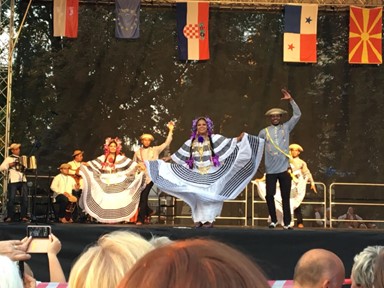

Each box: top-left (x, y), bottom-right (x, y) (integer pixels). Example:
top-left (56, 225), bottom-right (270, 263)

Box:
top-left (145, 117), bottom-right (264, 228)
top-left (80, 137), bottom-right (145, 223)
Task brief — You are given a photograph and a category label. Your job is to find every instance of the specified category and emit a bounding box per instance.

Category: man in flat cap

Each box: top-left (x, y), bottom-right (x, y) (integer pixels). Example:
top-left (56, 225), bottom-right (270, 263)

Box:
top-left (133, 121), bottom-right (174, 225)
top-left (50, 163), bottom-right (81, 223)
top-left (258, 89), bottom-right (301, 230)
top-left (0, 143), bottom-right (29, 222)
top-left (289, 143), bottom-right (316, 228)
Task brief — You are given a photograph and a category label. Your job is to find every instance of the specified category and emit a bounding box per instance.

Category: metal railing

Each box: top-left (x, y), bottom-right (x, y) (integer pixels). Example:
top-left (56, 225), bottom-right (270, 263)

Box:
top-left (173, 187), bottom-right (248, 226)
top-left (329, 182), bottom-right (384, 229)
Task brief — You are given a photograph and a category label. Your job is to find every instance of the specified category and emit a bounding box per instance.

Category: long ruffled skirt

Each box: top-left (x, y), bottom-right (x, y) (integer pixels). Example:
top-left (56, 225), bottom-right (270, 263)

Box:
top-left (146, 133), bottom-right (264, 223)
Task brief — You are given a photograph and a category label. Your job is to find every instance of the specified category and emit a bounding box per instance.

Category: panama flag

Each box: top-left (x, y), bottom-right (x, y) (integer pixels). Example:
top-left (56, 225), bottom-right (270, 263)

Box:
top-left (53, 0), bottom-right (79, 38)
top-left (283, 4), bottom-right (318, 63)
top-left (176, 2), bottom-right (210, 61)
top-left (349, 6), bottom-right (382, 64)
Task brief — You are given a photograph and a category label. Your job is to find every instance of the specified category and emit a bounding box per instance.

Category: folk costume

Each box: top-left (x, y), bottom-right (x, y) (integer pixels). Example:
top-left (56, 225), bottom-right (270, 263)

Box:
top-left (145, 117), bottom-right (264, 226)
top-left (133, 128), bottom-right (173, 224)
top-left (258, 98), bottom-right (301, 228)
top-left (0, 143), bottom-right (28, 222)
top-left (80, 137), bottom-right (145, 223)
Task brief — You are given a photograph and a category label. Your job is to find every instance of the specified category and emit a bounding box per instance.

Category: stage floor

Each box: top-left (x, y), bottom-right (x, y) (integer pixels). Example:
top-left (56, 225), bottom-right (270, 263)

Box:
top-left (1, 222), bottom-right (383, 283)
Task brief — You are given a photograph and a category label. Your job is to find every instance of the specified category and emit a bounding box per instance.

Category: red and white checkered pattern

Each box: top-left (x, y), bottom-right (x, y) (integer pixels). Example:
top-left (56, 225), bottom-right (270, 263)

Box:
top-left (36, 283), bottom-right (68, 288)
top-left (183, 24), bottom-right (200, 39)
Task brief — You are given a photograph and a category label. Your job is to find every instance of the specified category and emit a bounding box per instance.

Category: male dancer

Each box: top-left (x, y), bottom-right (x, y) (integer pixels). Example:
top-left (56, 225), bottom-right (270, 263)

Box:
top-left (133, 121), bottom-right (174, 225)
top-left (258, 89), bottom-right (301, 229)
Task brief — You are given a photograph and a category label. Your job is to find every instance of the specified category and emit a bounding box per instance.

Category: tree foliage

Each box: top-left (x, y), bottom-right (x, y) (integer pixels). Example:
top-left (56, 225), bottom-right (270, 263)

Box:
top-left (10, 4), bottom-right (384, 184)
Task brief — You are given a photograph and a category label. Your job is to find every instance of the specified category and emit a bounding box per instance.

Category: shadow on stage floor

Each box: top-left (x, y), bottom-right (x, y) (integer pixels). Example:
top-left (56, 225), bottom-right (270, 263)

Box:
top-left (1, 222), bottom-right (383, 283)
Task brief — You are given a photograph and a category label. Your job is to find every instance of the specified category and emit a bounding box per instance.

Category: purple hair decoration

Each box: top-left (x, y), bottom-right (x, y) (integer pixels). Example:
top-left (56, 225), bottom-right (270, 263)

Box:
top-left (186, 158), bottom-right (194, 169)
top-left (212, 155), bottom-right (220, 167)
top-left (190, 116), bottom-right (214, 139)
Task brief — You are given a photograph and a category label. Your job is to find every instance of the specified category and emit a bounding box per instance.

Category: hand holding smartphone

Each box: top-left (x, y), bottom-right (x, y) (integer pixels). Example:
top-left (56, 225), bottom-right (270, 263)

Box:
top-left (26, 225), bottom-right (51, 253)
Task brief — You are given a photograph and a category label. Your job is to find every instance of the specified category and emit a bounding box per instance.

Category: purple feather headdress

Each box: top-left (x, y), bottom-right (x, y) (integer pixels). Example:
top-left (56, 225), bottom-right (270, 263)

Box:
top-left (190, 116), bottom-right (214, 140)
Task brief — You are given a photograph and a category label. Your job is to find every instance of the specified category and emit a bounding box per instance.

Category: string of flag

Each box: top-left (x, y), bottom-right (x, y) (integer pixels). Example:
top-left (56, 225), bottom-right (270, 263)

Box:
top-left (53, 1), bottom-right (383, 65)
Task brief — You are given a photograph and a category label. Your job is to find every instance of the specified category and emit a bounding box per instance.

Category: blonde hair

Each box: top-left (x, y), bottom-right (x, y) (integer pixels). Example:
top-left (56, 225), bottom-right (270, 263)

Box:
top-left (68, 230), bottom-right (154, 288)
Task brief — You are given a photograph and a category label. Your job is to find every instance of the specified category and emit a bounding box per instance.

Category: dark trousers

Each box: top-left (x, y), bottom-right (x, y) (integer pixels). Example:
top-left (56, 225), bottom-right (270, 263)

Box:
top-left (7, 182), bottom-right (28, 220)
top-left (55, 194), bottom-right (69, 218)
top-left (294, 205), bottom-right (303, 224)
top-left (266, 171), bottom-right (292, 226)
top-left (137, 182), bottom-right (154, 223)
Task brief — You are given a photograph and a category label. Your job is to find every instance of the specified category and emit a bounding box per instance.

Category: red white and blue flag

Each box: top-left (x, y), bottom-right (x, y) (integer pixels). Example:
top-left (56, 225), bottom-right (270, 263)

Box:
top-left (53, 0), bottom-right (79, 38)
top-left (283, 4), bottom-right (318, 63)
top-left (176, 2), bottom-right (210, 61)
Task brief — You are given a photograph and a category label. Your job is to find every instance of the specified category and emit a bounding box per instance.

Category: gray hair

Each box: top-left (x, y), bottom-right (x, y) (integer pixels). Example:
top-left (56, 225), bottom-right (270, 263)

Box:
top-left (352, 246), bottom-right (384, 288)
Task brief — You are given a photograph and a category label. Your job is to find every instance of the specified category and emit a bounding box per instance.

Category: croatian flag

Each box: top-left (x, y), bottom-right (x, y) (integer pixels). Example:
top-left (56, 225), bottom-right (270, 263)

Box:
top-left (283, 4), bottom-right (318, 63)
top-left (53, 0), bottom-right (79, 38)
top-left (176, 2), bottom-right (210, 61)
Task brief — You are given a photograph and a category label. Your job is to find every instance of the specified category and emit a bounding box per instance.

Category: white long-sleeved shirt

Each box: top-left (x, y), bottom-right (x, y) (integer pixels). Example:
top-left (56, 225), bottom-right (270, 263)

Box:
top-left (50, 173), bottom-right (77, 199)
top-left (133, 130), bottom-right (173, 183)
top-left (258, 100), bottom-right (301, 174)
top-left (0, 155), bottom-right (27, 183)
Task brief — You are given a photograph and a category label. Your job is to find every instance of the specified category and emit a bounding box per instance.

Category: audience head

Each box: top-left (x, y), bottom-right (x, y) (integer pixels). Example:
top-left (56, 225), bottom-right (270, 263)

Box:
top-left (293, 248), bottom-right (345, 288)
top-left (373, 251), bottom-right (384, 288)
top-left (68, 230), bottom-right (154, 288)
top-left (0, 255), bottom-right (23, 288)
top-left (118, 238), bottom-right (270, 288)
top-left (351, 245), bottom-right (384, 288)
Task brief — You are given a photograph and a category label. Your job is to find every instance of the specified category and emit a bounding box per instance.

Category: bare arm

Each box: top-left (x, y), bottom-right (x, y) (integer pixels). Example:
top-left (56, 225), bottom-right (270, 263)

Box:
top-left (237, 132), bottom-right (245, 142)
top-left (47, 234), bottom-right (66, 283)
top-left (155, 121), bottom-right (175, 154)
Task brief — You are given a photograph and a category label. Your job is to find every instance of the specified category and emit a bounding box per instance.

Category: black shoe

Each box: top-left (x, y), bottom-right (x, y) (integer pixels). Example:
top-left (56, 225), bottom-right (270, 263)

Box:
top-left (194, 222), bottom-right (203, 228)
top-left (202, 222), bottom-right (214, 228)
top-left (283, 225), bottom-right (293, 230)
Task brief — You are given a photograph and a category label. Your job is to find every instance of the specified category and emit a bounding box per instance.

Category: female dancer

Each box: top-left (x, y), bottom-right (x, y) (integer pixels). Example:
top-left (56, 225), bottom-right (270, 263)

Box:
top-left (145, 117), bottom-right (264, 228)
top-left (80, 137), bottom-right (145, 223)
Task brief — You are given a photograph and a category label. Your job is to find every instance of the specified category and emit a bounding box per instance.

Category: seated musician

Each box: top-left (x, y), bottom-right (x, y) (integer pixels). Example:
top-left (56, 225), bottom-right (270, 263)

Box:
top-left (50, 163), bottom-right (80, 224)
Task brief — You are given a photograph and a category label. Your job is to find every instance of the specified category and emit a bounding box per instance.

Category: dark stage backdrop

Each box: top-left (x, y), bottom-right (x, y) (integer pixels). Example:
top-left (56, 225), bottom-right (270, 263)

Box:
top-left (9, 3), bottom-right (384, 187)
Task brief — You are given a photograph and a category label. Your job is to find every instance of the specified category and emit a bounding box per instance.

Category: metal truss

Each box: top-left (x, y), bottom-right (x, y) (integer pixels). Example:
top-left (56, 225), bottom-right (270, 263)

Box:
top-left (0, 0), bottom-right (14, 216)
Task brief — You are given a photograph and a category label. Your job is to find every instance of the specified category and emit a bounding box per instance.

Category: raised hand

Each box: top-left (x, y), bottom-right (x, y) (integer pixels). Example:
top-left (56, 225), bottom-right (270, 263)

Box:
top-left (167, 121), bottom-right (175, 131)
top-left (281, 88), bottom-right (292, 101)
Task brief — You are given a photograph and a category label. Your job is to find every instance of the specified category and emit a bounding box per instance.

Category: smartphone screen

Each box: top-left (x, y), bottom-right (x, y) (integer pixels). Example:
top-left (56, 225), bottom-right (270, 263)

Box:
top-left (26, 225), bottom-right (51, 253)
top-left (27, 226), bottom-right (51, 238)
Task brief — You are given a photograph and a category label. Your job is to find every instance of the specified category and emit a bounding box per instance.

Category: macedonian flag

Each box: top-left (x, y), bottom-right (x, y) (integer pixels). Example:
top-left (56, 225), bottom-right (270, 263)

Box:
top-left (349, 6), bottom-right (382, 64)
